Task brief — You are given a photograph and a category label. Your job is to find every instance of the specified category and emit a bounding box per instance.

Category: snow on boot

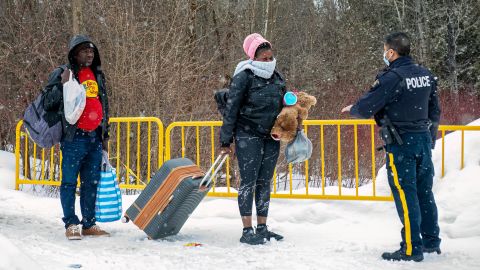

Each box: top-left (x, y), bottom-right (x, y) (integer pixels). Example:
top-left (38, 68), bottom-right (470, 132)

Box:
top-left (240, 227), bottom-right (266, 245)
top-left (381, 248), bottom-right (424, 262)
top-left (423, 246), bottom-right (441, 254)
top-left (65, 224), bottom-right (82, 240)
top-left (256, 224), bottom-right (283, 241)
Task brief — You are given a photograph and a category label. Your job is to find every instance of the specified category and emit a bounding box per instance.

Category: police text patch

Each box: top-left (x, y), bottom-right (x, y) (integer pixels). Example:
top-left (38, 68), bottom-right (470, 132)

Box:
top-left (406, 76), bottom-right (430, 89)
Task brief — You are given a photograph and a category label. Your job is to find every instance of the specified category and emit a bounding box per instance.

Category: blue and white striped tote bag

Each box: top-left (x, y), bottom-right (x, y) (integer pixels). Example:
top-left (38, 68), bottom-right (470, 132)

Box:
top-left (95, 151), bottom-right (122, 222)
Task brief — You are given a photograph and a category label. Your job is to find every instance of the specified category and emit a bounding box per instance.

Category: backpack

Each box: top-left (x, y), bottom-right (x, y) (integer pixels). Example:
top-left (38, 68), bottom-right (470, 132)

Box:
top-left (213, 71), bottom-right (253, 118)
top-left (23, 66), bottom-right (65, 148)
top-left (214, 88), bottom-right (229, 118)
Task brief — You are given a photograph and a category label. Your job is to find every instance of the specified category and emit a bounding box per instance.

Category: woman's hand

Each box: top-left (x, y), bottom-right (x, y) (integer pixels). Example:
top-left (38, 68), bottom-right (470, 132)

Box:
top-left (297, 117), bottom-right (304, 131)
top-left (219, 145), bottom-right (234, 157)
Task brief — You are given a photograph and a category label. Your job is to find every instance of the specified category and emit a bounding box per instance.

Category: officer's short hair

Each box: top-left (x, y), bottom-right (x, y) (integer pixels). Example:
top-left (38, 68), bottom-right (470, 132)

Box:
top-left (385, 32), bottom-right (411, 56)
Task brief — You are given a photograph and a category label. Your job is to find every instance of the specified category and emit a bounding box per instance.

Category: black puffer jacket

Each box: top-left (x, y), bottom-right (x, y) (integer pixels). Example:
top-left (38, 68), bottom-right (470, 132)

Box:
top-left (220, 69), bottom-right (285, 146)
top-left (42, 35), bottom-right (109, 142)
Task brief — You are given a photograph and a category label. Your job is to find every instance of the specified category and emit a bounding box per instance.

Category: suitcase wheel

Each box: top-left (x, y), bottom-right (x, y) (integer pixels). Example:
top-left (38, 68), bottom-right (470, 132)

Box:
top-left (121, 216), bottom-right (130, 223)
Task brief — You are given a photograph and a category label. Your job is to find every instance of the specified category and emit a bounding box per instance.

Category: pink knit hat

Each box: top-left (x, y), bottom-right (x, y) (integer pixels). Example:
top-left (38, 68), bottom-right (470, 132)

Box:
top-left (243, 33), bottom-right (271, 60)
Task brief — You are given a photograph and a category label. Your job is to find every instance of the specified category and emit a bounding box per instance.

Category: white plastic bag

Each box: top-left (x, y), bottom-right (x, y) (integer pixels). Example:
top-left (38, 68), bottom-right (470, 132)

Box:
top-left (63, 70), bottom-right (86, 125)
top-left (285, 130), bottom-right (313, 163)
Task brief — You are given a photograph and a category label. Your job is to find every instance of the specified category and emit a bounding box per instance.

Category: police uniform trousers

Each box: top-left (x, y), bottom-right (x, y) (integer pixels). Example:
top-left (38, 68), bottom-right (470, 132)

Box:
top-left (385, 132), bottom-right (441, 256)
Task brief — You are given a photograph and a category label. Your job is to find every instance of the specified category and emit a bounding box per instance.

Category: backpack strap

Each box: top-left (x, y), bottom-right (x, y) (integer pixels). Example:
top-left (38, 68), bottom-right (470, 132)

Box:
top-left (40, 64), bottom-right (68, 95)
top-left (243, 69), bottom-right (254, 90)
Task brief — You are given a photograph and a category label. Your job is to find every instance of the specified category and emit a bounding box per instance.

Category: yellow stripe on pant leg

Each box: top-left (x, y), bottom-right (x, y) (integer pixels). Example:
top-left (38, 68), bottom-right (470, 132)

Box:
top-left (388, 153), bottom-right (412, 256)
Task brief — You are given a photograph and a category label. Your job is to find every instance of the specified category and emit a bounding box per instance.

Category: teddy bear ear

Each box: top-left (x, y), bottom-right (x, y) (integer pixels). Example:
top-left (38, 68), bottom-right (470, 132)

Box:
top-left (310, 96), bottom-right (317, 106)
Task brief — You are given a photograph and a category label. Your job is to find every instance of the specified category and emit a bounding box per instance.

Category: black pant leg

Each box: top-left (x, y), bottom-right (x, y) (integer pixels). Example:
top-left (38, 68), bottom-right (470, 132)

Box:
top-left (255, 138), bottom-right (280, 217)
top-left (416, 134), bottom-right (441, 249)
top-left (235, 130), bottom-right (264, 217)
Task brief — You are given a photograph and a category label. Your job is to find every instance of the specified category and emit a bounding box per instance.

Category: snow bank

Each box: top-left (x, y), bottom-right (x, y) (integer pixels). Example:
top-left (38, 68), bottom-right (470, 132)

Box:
top-left (0, 119), bottom-right (479, 269)
top-left (0, 234), bottom-right (41, 270)
top-left (433, 119), bottom-right (480, 239)
top-left (0, 150), bottom-right (16, 190)
top-left (376, 118), bottom-right (480, 240)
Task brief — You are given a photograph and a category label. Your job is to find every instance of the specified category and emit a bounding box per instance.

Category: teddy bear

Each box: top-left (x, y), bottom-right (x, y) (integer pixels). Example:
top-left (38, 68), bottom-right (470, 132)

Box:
top-left (270, 91), bottom-right (317, 142)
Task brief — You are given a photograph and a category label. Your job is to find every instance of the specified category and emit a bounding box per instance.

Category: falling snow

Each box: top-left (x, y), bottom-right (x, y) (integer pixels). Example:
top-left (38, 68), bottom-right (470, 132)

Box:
top-left (0, 119), bottom-right (480, 269)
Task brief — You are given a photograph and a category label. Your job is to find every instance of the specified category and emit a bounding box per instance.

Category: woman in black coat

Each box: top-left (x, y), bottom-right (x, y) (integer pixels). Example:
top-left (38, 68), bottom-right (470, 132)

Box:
top-left (219, 33), bottom-right (286, 245)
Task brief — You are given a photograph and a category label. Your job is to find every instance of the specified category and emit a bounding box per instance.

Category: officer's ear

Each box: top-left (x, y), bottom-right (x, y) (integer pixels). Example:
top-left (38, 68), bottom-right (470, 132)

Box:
top-left (392, 48), bottom-right (402, 58)
top-left (386, 48), bottom-right (394, 58)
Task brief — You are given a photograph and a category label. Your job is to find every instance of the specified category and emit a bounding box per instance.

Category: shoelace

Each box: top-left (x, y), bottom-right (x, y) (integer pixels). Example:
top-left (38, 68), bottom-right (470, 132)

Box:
top-left (89, 225), bottom-right (101, 231)
top-left (68, 225), bottom-right (80, 234)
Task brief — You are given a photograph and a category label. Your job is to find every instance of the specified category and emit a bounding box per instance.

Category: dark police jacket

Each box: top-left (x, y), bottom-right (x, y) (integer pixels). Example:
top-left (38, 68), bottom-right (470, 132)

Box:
top-left (350, 56), bottom-right (441, 144)
top-left (42, 35), bottom-right (110, 142)
top-left (220, 69), bottom-right (285, 146)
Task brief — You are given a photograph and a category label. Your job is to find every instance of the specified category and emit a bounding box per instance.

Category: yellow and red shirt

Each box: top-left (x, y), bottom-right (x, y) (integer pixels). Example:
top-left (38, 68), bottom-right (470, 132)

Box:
top-left (76, 67), bottom-right (103, 131)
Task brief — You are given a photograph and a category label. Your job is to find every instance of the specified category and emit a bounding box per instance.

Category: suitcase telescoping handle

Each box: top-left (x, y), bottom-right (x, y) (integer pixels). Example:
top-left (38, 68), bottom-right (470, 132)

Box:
top-left (198, 154), bottom-right (228, 189)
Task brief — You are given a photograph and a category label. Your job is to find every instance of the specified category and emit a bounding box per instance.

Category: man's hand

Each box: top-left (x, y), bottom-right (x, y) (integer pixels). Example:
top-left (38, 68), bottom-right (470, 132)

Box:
top-left (341, 105), bottom-right (353, 113)
top-left (61, 69), bottom-right (71, 84)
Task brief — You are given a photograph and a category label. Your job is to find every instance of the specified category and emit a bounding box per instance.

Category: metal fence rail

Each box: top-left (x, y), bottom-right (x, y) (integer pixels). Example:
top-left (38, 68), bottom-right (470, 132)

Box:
top-left (15, 118), bottom-right (480, 202)
top-left (164, 120), bottom-right (393, 201)
top-left (438, 125), bottom-right (480, 177)
top-left (15, 117), bottom-right (164, 190)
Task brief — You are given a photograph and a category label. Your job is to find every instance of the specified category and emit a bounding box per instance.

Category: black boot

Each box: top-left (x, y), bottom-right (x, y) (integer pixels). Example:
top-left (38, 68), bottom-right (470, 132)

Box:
top-left (240, 227), bottom-right (266, 245)
top-left (256, 224), bottom-right (284, 241)
top-left (381, 248), bottom-right (424, 262)
top-left (423, 246), bottom-right (441, 254)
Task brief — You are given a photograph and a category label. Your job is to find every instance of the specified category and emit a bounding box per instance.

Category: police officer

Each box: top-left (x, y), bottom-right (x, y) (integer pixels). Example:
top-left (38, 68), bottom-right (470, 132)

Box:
top-left (341, 32), bottom-right (442, 262)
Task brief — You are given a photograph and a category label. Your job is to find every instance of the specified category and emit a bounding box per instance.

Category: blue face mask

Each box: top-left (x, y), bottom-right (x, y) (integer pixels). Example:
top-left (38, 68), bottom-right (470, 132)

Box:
top-left (383, 51), bottom-right (390, 66)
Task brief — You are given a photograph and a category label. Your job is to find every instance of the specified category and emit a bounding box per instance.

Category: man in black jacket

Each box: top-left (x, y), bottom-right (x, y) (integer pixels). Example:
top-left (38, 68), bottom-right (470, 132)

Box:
top-left (43, 35), bottom-right (110, 240)
top-left (342, 32), bottom-right (441, 262)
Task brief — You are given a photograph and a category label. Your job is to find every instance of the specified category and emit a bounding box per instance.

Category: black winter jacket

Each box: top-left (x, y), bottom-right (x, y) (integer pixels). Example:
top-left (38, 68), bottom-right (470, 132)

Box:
top-left (220, 69), bottom-right (286, 146)
top-left (350, 56), bottom-right (441, 142)
top-left (42, 35), bottom-right (109, 142)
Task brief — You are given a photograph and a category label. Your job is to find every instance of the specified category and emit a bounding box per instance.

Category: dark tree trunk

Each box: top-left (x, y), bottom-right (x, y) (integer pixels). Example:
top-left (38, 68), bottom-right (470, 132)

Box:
top-left (72, 0), bottom-right (84, 34)
top-left (445, 0), bottom-right (459, 93)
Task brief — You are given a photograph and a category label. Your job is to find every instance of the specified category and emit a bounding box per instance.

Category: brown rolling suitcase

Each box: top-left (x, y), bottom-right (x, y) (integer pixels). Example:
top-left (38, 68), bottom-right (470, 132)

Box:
top-left (123, 156), bottom-right (227, 239)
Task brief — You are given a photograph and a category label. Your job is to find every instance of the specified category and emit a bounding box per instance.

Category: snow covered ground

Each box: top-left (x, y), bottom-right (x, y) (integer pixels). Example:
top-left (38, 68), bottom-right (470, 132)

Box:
top-left (1, 120), bottom-right (480, 270)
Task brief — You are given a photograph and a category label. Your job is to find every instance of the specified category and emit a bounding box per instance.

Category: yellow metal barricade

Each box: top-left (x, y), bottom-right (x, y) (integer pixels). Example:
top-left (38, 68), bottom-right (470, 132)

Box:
top-left (272, 119), bottom-right (391, 201)
top-left (15, 118), bottom-right (480, 200)
top-left (164, 120), bottom-right (391, 201)
top-left (438, 125), bottom-right (480, 177)
top-left (15, 117), bottom-right (164, 190)
top-left (164, 121), bottom-right (225, 194)
top-left (107, 117), bottom-right (164, 189)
